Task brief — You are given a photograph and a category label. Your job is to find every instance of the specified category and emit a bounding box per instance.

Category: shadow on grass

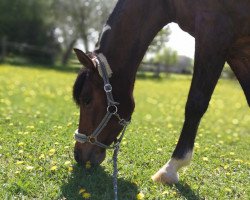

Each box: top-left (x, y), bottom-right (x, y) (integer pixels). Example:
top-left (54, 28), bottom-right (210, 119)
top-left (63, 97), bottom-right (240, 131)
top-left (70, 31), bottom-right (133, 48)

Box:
top-left (175, 182), bottom-right (203, 200)
top-left (61, 164), bottom-right (138, 200)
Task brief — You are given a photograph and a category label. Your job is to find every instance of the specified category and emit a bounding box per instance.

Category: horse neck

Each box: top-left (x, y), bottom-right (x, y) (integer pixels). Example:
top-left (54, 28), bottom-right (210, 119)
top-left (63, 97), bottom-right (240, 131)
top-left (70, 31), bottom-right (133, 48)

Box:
top-left (95, 0), bottom-right (174, 90)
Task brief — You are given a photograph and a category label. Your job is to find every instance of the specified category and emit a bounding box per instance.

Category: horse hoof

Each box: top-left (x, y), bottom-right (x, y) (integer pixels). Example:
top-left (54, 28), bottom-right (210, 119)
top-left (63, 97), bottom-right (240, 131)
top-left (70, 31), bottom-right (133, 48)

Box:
top-left (151, 168), bottom-right (179, 184)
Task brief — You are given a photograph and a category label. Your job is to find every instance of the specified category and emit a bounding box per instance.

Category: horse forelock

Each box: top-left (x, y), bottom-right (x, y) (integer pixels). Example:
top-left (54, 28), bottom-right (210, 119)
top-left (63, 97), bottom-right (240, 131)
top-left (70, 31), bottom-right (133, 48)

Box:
top-left (73, 69), bottom-right (88, 106)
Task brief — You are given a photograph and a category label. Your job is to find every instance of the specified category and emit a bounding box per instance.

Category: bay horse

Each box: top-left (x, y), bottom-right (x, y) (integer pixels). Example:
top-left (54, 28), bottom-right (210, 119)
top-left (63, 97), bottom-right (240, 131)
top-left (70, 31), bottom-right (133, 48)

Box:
top-left (73, 0), bottom-right (250, 184)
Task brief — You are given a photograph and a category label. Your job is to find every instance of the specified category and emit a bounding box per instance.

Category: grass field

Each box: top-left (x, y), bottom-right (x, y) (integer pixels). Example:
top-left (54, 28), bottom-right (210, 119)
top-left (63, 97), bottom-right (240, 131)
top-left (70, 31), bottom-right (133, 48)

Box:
top-left (0, 64), bottom-right (249, 200)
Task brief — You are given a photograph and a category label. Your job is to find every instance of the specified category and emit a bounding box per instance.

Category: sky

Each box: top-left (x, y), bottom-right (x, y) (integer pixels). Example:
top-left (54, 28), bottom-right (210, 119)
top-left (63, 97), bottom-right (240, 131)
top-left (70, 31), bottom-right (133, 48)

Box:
top-left (167, 23), bottom-right (195, 59)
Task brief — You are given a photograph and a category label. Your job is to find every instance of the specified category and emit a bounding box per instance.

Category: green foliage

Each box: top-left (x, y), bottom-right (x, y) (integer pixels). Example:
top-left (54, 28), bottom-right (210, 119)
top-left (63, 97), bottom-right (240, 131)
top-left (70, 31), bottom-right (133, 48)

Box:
top-left (0, 65), bottom-right (249, 199)
top-left (147, 26), bottom-right (171, 55)
top-left (0, 0), bottom-right (54, 45)
top-left (0, 0), bottom-right (57, 64)
top-left (154, 47), bottom-right (178, 66)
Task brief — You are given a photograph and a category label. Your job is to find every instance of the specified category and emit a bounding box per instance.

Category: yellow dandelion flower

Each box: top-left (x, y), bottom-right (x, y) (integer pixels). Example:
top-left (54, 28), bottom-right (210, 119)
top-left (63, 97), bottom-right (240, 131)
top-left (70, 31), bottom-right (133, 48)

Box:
top-left (79, 188), bottom-right (86, 194)
top-left (64, 161), bottom-right (71, 166)
top-left (202, 157), bottom-right (208, 161)
top-left (50, 166), bottom-right (58, 171)
top-left (68, 166), bottom-right (73, 172)
top-left (82, 192), bottom-right (91, 199)
top-left (67, 122), bottom-right (72, 127)
top-left (16, 161), bottom-right (24, 165)
top-left (26, 166), bottom-right (34, 170)
top-left (18, 142), bottom-right (25, 146)
top-left (234, 159), bottom-right (243, 163)
top-left (224, 165), bottom-right (229, 170)
top-left (137, 192), bottom-right (145, 200)
top-left (48, 148), bottom-right (56, 155)
top-left (85, 161), bottom-right (91, 169)
top-left (167, 123), bottom-right (173, 128)
top-left (162, 191), bottom-right (169, 195)
top-left (18, 150), bottom-right (24, 154)
top-left (225, 188), bottom-right (232, 193)
top-left (39, 154), bottom-right (45, 159)
top-left (225, 172), bottom-right (231, 176)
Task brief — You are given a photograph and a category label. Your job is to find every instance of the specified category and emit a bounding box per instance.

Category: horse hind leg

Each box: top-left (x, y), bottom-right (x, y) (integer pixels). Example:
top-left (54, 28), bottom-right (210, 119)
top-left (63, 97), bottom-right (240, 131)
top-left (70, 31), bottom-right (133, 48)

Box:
top-left (227, 37), bottom-right (250, 106)
top-left (228, 53), bottom-right (250, 106)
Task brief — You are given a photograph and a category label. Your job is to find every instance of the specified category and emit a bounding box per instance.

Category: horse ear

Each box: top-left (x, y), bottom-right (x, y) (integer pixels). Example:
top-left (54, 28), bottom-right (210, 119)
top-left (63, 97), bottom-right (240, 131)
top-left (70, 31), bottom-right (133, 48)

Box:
top-left (73, 48), bottom-right (94, 69)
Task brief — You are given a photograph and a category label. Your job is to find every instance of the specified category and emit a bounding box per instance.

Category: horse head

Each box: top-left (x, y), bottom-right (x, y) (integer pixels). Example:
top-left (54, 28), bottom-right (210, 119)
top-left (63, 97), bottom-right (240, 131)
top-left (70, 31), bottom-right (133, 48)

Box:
top-left (72, 48), bottom-right (134, 165)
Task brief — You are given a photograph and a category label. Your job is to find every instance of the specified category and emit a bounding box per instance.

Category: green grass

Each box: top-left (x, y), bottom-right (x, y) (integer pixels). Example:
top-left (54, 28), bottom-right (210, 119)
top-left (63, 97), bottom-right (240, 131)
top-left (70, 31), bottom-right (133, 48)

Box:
top-left (0, 64), bottom-right (249, 200)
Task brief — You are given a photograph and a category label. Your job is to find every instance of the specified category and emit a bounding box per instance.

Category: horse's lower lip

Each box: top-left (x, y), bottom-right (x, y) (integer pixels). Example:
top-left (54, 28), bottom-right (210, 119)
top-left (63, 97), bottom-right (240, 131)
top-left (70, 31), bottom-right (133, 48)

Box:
top-left (74, 149), bottom-right (106, 166)
top-left (90, 151), bottom-right (106, 165)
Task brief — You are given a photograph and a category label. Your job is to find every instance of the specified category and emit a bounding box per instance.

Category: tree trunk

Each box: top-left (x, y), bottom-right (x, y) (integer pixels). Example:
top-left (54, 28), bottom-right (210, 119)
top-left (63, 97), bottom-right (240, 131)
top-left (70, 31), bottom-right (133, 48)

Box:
top-left (1, 37), bottom-right (7, 61)
top-left (61, 39), bottom-right (77, 66)
top-left (82, 34), bottom-right (89, 52)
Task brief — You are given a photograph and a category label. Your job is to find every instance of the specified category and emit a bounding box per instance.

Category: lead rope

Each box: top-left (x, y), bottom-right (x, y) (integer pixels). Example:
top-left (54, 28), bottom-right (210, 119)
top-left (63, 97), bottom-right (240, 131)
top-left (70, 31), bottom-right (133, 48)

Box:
top-left (112, 121), bottom-right (128, 200)
top-left (113, 144), bottom-right (119, 200)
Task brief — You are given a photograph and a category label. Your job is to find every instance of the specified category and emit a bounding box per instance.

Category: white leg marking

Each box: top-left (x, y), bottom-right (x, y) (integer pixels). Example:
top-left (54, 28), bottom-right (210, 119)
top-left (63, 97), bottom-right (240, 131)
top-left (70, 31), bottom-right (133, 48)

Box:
top-left (152, 151), bottom-right (193, 184)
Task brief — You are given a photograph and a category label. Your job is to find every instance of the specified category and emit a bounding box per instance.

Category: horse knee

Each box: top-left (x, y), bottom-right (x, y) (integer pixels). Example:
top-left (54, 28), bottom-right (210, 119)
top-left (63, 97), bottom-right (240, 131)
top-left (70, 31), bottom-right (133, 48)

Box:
top-left (185, 93), bottom-right (209, 118)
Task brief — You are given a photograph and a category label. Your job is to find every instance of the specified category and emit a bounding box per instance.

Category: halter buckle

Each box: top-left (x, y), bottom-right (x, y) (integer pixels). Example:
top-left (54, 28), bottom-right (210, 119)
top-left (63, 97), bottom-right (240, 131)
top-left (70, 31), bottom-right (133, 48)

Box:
top-left (88, 136), bottom-right (96, 144)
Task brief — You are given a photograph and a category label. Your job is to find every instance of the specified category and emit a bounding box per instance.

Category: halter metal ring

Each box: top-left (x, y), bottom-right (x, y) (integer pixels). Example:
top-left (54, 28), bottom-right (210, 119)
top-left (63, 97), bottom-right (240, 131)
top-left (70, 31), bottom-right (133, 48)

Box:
top-left (88, 136), bottom-right (96, 144)
top-left (104, 84), bottom-right (112, 92)
top-left (107, 105), bottom-right (118, 114)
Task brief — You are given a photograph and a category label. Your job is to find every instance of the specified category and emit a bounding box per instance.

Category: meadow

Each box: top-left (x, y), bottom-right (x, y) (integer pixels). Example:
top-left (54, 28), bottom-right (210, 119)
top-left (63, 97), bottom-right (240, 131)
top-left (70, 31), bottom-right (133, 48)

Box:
top-left (0, 64), bottom-right (249, 200)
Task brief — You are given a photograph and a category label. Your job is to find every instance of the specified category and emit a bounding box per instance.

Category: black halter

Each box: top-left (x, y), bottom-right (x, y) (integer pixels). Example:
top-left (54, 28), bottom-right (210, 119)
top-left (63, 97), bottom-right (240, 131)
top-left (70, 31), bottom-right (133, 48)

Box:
top-left (74, 53), bottom-right (130, 149)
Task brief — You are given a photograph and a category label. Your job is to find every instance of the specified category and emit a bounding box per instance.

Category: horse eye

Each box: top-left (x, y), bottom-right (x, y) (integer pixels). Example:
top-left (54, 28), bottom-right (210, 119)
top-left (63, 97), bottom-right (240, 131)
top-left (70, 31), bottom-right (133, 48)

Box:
top-left (83, 97), bottom-right (91, 106)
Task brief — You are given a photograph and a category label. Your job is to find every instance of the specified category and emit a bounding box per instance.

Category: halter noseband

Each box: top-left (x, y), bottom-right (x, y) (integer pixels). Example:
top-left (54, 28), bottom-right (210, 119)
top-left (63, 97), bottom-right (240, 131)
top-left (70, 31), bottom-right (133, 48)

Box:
top-left (74, 53), bottom-right (130, 149)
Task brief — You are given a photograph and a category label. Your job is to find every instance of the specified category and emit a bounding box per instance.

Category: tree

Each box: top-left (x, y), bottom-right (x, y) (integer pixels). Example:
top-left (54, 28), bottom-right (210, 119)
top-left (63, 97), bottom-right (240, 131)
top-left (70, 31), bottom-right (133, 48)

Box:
top-left (153, 48), bottom-right (178, 67)
top-left (141, 26), bottom-right (177, 76)
top-left (146, 26), bottom-right (171, 56)
top-left (52, 0), bottom-right (116, 65)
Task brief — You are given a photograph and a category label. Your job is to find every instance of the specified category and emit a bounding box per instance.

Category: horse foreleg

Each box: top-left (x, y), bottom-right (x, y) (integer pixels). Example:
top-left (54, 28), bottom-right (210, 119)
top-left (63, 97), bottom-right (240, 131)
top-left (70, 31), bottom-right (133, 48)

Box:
top-left (152, 12), bottom-right (234, 184)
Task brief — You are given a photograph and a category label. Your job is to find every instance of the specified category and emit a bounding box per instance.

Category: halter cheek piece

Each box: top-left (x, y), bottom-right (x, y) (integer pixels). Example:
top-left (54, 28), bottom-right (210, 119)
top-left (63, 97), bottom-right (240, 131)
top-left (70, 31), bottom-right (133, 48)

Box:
top-left (74, 53), bottom-right (130, 149)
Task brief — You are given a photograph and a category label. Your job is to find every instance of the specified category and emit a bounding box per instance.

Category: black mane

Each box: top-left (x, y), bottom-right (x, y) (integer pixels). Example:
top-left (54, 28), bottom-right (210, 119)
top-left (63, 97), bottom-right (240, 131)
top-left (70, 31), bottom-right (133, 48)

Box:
top-left (106, 0), bottom-right (125, 25)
